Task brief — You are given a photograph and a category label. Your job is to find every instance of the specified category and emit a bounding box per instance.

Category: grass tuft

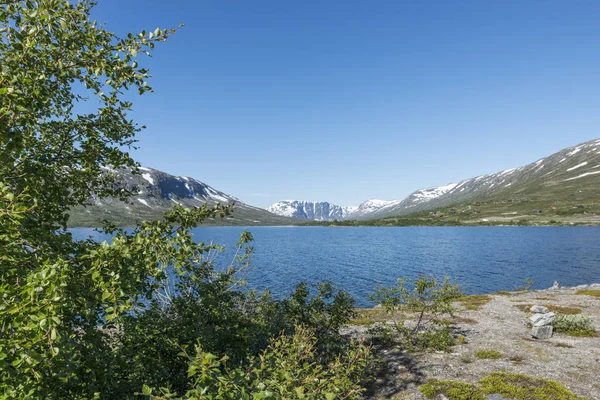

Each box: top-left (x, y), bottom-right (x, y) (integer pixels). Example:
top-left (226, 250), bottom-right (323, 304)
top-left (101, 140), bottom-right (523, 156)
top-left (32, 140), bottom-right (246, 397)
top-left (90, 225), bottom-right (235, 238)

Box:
top-left (455, 295), bottom-right (492, 311)
top-left (420, 379), bottom-right (486, 400)
top-left (575, 289), bottom-right (600, 298)
top-left (479, 372), bottom-right (585, 400)
top-left (474, 349), bottom-right (503, 359)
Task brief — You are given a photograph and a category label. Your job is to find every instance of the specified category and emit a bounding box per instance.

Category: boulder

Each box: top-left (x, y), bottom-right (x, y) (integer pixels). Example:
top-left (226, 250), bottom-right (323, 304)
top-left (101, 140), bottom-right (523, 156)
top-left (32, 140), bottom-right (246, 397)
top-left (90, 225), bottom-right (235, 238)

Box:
top-left (529, 314), bottom-right (544, 324)
top-left (532, 312), bottom-right (555, 327)
top-left (530, 305), bottom-right (549, 313)
top-left (532, 325), bottom-right (553, 339)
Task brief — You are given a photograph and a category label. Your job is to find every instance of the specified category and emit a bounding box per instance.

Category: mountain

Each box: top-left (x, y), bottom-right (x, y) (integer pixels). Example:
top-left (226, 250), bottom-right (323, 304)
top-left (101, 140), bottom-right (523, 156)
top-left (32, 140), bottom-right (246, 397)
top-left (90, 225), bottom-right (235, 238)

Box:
top-left (351, 138), bottom-right (600, 220)
top-left (267, 200), bottom-right (357, 221)
top-left (68, 167), bottom-right (299, 227)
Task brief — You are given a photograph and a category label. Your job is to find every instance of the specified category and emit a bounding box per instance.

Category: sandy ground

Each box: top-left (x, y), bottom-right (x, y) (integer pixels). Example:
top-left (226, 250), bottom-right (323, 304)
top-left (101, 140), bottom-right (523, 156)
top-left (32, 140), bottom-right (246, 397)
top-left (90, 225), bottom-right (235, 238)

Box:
top-left (346, 284), bottom-right (600, 399)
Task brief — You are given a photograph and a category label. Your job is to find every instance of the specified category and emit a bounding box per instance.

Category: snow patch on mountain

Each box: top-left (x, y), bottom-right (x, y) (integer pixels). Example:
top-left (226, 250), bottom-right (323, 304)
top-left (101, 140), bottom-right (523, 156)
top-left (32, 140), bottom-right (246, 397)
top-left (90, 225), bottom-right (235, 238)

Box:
top-left (268, 200), bottom-right (357, 221)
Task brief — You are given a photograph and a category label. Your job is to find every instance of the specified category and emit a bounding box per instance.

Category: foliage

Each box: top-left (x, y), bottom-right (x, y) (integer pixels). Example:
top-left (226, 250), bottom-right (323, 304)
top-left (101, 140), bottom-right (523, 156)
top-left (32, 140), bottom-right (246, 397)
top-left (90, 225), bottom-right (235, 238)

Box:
top-left (146, 326), bottom-right (372, 400)
top-left (369, 275), bottom-right (462, 352)
top-left (515, 277), bottom-right (534, 292)
top-left (473, 349), bottom-right (503, 359)
top-left (478, 372), bottom-right (586, 400)
top-left (0, 2), bottom-right (369, 398)
top-left (0, 1), bottom-right (187, 397)
top-left (553, 314), bottom-right (597, 337)
top-left (117, 273), bottom-right (358, 394)
top-left (420, 379), bottom-right (486, 400)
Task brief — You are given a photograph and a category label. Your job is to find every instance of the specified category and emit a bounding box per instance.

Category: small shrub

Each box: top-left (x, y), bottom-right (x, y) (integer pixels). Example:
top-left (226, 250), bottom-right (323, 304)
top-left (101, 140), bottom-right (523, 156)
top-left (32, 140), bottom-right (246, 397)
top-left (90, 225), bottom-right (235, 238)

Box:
top-left (575, 289), bottom-right (600, 298)
top-left (479, 372), bottom-right (585, 400)
top-left (554, 314), bottom-right (597, 337)
top-left (369, 275), bottom-right (463, 352)
top-left (474, 349), bottom-right (503, 359)
top-left (455, 294), bottom-right (492, 310)
top-left (420, 379), bottom-right (486, 400)
top-left (556, 342), bottom-right (574, 348)
top-left (495, 290), bottom-right (512, 296)
top-left (515, 277), bottom-right (534, 292)
top-left (509, 355), bottom-right (525, 363)
top-left (160, 326), bottom-right (373, 400)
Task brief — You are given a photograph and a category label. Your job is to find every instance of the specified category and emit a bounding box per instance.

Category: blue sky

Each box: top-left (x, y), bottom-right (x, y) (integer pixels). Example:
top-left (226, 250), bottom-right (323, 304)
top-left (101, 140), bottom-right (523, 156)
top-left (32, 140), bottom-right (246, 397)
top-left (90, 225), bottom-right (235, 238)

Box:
top-left (92, 1), bottom-right (600, 208)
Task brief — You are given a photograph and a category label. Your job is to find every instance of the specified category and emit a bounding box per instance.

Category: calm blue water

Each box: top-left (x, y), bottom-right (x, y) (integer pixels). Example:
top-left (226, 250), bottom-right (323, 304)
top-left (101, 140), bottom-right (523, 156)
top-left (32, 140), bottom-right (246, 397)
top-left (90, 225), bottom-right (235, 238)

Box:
top-left (70, 226), bottom-right (600, 307)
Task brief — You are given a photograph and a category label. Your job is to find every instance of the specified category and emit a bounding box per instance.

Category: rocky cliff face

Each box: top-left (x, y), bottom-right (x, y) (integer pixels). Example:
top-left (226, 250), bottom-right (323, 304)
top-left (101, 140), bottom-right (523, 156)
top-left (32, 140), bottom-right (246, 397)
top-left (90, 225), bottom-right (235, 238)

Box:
top-left (267, 200), bottom-right (356, 221)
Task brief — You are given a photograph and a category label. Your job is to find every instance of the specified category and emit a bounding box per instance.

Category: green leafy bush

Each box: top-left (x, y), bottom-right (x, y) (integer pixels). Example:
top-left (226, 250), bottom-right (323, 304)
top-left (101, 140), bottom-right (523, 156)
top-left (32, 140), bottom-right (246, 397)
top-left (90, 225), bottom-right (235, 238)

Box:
top-left (0, 2), bottom-right (370, 398)
top-left (554, 314), bottom-right (597, 337)
top-left (369, 275), bottom-right (463, 352)
top-left (149, 326), bottom-right (372, 400)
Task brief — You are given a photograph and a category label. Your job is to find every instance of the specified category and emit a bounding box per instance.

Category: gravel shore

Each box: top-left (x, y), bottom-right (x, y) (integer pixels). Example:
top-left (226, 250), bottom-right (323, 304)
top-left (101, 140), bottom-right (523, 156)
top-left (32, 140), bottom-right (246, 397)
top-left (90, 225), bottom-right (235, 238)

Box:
top-left (346, 283), bottom-right (600, 399)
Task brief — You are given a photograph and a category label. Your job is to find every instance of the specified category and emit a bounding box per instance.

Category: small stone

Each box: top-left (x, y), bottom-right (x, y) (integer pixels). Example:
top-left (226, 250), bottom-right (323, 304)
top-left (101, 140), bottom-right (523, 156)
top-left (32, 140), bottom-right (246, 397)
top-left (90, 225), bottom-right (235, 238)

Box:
top-left (532, 325), bottom-right (553, 339)
top-left (487, 394), bottom-right (512, 400)
top-left (533, 312), bottom-right (555, 327)
top-left (530, 305), bottom-right (549, 313)
top-left (529, 314), bottom-right (544, 324)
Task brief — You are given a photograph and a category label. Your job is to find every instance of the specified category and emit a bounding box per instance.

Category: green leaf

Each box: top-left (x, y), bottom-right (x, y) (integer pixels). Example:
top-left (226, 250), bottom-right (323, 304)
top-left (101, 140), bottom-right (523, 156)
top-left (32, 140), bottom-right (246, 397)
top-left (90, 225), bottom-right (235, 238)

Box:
top-left (142, 384), bottom-right (152, 395)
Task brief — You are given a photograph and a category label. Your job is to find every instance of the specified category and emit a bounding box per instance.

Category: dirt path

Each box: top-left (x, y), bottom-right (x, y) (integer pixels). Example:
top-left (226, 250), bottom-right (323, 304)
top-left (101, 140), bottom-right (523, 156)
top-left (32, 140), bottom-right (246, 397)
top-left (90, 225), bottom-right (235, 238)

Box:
top-left (353, 284), bottom-right (600, 399)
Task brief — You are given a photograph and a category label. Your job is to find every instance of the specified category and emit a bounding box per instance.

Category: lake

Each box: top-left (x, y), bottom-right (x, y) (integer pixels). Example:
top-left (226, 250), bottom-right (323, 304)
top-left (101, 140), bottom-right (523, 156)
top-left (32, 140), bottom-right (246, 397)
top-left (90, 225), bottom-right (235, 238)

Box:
top-left (71, 226), bottom-right (600, 307)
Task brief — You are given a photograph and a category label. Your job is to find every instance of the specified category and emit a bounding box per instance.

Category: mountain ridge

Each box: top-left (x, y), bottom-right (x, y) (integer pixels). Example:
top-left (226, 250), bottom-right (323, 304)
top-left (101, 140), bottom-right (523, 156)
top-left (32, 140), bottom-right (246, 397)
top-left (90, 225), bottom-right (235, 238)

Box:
top-left (351, 138), bottom-right (600, 220)
top-left (68, 167), bottom-right (299, 227)
top-left (267, 200), bottom-right (356, 221)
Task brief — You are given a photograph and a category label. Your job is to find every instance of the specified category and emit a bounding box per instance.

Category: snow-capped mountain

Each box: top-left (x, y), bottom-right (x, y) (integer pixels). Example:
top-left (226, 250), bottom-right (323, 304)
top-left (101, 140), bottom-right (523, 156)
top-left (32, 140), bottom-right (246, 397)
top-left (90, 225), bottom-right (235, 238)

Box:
top-left (351, 138), bottom-right (600, 220)
top-left (268, 200), bottom-right (356, 221)
top-left (70, 166), bottom-right (297, 226)
top-left (347, 199), bottom-right (401, 219)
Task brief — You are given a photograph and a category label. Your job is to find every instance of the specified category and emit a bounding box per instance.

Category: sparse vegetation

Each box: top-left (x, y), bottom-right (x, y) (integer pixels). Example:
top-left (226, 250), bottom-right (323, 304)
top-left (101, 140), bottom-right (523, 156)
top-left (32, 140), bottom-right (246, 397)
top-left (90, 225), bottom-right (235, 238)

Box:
top-left (514, 304), bottom-right (582, 315)
top-left (554, 314), bottom-right (597, 337)
top-left (548, 305), bottom-right (583, 315)
top-left (474, 349), bottom-right (503, 359)
top-left (420, 379), bottom-right (486, 400)
top-left (455, 294), bottom-right (492, 310)
top-left (421, 372), bottom-right (585, 400)
top-left (515, 277), bottom-right (535, 292)
top-left (478, 372), bottom-right (586, 400)
top-left (575, 289), bottom-right (600, 298)
top-left (369, 275), bottom-right (463, 352)
top-left (510, 355), bottom-right (526, 363)
top-left (556, 342), bottom-right (575, 348)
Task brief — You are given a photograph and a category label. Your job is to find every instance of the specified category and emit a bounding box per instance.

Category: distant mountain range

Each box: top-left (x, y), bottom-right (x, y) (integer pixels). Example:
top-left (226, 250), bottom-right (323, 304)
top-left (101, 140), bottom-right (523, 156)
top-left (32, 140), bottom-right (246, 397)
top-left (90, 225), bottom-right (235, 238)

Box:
top-left (267, 200), bottom-right (357, 221)
top-left (71, 138), bottom-right (600, 226)
top-left (269, 138), bottom-right (600, 221)
top-left (68, 167), bottom-right (298, 226)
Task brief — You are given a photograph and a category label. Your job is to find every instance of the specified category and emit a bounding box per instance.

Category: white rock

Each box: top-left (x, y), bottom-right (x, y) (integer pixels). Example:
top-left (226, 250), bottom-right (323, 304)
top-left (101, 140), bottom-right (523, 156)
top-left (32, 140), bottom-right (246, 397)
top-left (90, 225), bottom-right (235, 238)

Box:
top-left (533, 312), bottom-right (555, 327)
top-left (530, 305), bottom-right (549, 313)
top-left (532, 325), bottom-right (553, 339)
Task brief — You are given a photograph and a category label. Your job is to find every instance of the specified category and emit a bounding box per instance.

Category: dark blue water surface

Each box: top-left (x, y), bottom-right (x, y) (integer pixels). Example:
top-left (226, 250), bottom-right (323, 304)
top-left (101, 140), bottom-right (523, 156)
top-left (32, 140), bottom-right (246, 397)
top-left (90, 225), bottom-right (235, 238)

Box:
top-left (70, 226), bottom-right (600, 307)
